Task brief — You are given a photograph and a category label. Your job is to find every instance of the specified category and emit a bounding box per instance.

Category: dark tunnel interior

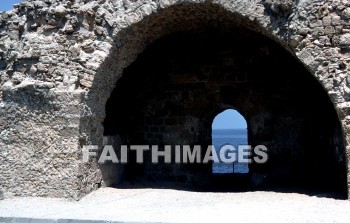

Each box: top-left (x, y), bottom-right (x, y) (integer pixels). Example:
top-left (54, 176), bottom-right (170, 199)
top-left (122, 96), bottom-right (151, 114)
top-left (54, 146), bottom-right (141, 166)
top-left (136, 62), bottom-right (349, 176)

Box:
top-left (103, 26), bottom-right (347, 198)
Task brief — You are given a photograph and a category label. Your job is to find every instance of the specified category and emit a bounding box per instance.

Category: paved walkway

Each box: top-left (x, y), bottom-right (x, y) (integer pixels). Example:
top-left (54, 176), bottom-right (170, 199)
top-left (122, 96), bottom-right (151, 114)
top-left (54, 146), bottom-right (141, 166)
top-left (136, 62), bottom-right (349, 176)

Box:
top-left (0, 188), bottom-right (349, 223)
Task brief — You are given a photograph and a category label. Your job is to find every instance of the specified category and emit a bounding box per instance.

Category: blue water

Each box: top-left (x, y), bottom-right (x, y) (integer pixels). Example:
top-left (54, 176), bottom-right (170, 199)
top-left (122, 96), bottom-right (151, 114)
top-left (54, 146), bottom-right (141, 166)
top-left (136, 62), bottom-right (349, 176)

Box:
top-left (212, 129), bottom-right (249, 174)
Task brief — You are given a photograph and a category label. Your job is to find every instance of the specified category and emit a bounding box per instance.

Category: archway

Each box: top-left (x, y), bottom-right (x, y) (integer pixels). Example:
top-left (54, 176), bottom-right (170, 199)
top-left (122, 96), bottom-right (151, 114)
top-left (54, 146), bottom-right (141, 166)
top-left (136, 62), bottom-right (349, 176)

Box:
top-left (67, 2), bottom-right (347, 199)
top-left (212, 109), bottom-right (248, 174)
top-left (102, 25), bottom-right (347, 197)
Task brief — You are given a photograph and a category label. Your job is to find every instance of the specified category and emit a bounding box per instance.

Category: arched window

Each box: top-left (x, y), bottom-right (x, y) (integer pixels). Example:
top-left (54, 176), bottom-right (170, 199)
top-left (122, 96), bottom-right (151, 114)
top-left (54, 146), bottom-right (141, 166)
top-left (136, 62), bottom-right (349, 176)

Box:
top-left (212, 109), bottom-right (248, 174)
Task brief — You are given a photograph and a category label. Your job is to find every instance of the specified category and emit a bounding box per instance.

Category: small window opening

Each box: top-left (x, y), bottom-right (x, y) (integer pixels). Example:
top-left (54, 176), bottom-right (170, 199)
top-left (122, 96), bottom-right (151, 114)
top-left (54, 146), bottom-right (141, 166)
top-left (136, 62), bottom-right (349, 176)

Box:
top-left (212, 109), bottom-right (248, 174)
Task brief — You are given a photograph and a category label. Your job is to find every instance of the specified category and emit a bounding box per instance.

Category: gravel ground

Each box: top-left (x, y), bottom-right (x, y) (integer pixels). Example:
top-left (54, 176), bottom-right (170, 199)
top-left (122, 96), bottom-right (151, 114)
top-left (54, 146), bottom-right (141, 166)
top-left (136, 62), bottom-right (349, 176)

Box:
top-left (0, 187), bottom-right (349, 223)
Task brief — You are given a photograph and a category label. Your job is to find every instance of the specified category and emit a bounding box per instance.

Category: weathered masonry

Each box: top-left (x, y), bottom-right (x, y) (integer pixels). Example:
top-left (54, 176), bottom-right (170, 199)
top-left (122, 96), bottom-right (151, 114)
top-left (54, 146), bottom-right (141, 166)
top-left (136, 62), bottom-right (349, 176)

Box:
top-left (0, 0), bottom-right (350, 200)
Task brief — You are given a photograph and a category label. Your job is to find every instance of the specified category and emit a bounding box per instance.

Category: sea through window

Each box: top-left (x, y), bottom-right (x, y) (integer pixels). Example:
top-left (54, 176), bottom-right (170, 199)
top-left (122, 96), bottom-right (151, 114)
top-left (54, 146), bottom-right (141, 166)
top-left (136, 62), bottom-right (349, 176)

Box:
top-left (212, 109), bottom-right (248, 174)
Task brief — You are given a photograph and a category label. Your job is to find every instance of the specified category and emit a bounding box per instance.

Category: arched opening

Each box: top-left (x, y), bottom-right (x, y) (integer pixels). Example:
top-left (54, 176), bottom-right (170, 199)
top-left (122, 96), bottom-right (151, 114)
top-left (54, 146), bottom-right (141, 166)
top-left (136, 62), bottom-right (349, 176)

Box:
top-left (97, 3), bottom-right (347, 198)
top-left (212, 109), bottom-right (248, 174)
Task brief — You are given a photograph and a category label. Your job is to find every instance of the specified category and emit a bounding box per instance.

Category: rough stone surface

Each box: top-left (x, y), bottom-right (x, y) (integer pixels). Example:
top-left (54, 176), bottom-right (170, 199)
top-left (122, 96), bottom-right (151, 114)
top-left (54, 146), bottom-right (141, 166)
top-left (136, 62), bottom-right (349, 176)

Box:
top-left (0, 0), bottom-right (349, 200)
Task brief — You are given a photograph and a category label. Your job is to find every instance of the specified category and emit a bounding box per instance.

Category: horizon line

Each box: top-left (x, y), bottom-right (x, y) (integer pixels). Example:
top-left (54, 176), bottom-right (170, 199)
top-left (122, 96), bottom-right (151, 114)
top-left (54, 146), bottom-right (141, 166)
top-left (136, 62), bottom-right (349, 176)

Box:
top-left (213, 128), bottom-right (247, 130)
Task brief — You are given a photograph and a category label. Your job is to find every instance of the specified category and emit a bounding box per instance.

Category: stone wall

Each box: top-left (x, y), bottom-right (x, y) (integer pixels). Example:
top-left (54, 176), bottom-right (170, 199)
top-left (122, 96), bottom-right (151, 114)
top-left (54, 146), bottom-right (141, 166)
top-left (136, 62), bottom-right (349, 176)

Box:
top-left (0, 0), bottom-right (349, 199)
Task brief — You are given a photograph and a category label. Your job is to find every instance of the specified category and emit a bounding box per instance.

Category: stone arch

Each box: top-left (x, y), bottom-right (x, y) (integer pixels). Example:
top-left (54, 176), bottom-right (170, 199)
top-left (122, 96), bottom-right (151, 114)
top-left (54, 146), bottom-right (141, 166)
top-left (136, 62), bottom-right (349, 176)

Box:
top-left (87, 2), bottom-right (348, 198)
